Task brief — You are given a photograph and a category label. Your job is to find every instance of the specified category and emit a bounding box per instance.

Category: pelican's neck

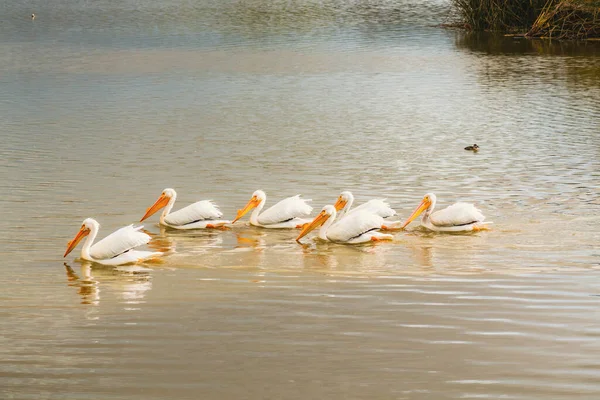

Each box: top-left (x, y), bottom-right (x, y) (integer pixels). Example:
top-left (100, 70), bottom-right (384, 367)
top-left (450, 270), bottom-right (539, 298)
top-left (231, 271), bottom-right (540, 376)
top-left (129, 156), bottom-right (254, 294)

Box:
top-left (160, 194), bottom-right (177, 225)
top-left (422, 197), bottom-right (436, 224)
top-left (319, 209), bottom-right (337, 241)
top-left (340, 193), bottom-right (354, 219)
top-left (250, 196), bottom-right (266, 226)
top-left (81, 224), bottom-right (99, 260)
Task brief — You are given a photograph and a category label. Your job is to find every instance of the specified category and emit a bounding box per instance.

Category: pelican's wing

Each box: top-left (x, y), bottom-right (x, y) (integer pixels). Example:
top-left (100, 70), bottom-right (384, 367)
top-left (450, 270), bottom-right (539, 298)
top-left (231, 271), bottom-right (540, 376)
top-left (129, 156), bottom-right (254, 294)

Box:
top-left (90, 225), bottom-right (151, 260)
top-left (257, 195), bottom-right (313, 225)
top-left (347, 199), bottom-right (396, 219)
top-left (430, 202), bottom-right (485, 227)
top-left (328, 211), bottom-right (384, 242)
top-left (164, 200), bottom-right (223, 226)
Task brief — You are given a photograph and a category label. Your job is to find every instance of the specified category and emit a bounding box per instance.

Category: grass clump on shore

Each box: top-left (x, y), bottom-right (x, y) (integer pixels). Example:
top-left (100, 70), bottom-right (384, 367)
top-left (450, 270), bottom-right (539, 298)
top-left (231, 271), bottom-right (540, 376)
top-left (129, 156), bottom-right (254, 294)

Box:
top-left (449, 0), bottom-right (553, 31)
top-left (527, 1), bottom-right (600, 39)
top-left (450, 0), bottom-right (600, 39)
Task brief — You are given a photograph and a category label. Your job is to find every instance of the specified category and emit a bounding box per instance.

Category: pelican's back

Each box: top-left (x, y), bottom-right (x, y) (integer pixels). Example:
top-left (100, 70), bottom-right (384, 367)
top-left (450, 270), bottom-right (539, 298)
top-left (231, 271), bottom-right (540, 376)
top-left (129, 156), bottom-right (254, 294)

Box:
top-left (90, 225), bottom-right (151, 260)
top-left (164, 200), bottom-right (223, 226)
top-left (430, 202), bottom-right (485, 227)
top-left (257, 195), bottom-right (313, 225)
top-left (328, 211), bottom-right (384, 242)
top-left (348, 199), bottom-right (396, 219)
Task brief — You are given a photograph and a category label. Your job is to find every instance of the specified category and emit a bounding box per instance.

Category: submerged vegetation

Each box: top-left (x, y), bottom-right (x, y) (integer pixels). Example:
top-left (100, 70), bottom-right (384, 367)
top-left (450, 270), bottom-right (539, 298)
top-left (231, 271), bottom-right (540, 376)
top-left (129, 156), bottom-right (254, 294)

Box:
top-left (449, 0), bottom-right (600, 39)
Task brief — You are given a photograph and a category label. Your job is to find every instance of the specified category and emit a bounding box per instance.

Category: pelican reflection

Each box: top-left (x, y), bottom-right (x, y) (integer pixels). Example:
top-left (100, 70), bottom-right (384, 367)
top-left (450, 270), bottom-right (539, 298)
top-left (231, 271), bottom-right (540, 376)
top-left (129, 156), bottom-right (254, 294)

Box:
top-left (64, 261), bottom-right (153, 308)
top-left (65, 262), bottom-right (100, 306)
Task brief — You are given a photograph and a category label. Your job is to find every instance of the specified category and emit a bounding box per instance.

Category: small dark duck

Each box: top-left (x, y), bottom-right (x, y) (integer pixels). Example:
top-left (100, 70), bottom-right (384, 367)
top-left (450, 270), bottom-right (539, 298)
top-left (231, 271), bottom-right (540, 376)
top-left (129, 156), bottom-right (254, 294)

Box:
top-left (464, 144), bottom-right (479, 151)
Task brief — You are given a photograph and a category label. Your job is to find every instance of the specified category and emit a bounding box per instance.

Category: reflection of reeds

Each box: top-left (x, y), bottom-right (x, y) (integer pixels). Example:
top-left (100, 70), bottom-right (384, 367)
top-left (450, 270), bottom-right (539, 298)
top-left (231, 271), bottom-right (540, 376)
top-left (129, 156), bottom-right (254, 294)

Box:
top-left (527, 1), bottom-right (600, 39)
top-left (454, 31), bottom-right (600, 86)
top-left (456, 30), bottom-right (600, 54)
top-left (450, 0), bottom-right (600, 39)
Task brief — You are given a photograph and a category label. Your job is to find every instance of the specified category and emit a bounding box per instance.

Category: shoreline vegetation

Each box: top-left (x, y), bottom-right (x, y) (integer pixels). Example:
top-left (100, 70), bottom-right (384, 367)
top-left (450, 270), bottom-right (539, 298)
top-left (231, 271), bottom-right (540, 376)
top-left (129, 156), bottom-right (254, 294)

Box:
top-left (447, 0), bottom-right (600, 40)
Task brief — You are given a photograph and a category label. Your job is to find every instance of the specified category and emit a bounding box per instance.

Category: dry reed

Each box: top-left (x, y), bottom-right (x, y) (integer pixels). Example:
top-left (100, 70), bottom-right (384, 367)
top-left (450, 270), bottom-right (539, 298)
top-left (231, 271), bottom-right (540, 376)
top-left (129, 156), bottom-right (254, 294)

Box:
top-left (449, 0), bottom-right (600, 39)
top-left (527, 0), bottom-right (600, 39)
top-left (449, 0), bottom-right (554, 31)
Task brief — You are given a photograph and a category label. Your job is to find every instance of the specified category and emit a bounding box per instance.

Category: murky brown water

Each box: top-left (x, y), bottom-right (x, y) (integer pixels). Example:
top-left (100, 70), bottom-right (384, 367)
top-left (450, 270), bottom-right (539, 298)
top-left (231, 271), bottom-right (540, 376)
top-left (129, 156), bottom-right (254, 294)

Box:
top-left (1, 1), bottom-right (600, 399)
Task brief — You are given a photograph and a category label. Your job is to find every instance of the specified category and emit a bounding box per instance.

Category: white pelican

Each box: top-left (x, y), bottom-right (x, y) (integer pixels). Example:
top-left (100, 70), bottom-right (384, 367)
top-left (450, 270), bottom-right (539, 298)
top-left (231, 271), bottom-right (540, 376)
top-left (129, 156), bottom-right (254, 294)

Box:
top-left (140, 188), bottom-right (230, 229)
top-left (296, 205), bottom-right (394, 244)
top-left (232, 190), bottom-right (312, 228)
top-left (332, 190), bottom-right (403, 229)
top-left (64, 218), bottom-right (163, 265)
top-left (401, 193), bottom-right (490, 232)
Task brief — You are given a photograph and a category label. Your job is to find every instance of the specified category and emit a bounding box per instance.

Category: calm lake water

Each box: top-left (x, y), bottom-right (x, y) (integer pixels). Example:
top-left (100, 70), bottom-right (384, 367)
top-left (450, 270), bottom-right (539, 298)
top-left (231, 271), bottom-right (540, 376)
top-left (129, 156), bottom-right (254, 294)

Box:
top-left (2, 0), bottom-right (600, 399)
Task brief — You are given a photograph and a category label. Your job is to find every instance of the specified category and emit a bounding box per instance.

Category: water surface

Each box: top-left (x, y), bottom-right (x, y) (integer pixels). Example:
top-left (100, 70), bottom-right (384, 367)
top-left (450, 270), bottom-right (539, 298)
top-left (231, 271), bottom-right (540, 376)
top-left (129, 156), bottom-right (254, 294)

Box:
top-left (1, 1), bottom-right (600, 399)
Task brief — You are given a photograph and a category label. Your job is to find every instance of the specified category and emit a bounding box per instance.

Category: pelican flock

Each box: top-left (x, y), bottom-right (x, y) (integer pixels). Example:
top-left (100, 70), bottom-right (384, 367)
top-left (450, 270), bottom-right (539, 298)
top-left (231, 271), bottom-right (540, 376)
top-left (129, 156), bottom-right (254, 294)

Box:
top-left (64, 189), bottom-right (491, 265)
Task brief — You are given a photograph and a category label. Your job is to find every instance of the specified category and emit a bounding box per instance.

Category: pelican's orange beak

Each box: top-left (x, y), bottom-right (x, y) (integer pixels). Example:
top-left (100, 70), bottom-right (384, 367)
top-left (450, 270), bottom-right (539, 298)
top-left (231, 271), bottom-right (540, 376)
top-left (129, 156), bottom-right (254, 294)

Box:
top-left (64, 225), bottom-right (90, 257)
top-left (401, 197), bottom-right (432, 229)
top-left (141, 193), bottom-right (170, 222)
top-left (232, 195), bottom-right (261, 224)
top-left (296, 210), bottom-right (330, 242)
top-left (333, 196), bottom-right (347, 211)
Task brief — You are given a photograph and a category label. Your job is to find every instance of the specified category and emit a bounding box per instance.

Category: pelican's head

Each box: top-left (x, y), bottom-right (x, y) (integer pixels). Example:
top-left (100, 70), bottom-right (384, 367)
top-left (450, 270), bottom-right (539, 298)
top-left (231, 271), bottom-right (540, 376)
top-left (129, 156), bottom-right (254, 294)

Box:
top-left (232, 190), bottom-right (265, 224)
top-left (64, 218), bottom-right (98, 257)
top-left (140, 188), bottom-right (175, 222)
top-left (334, 191), bottom-right (353, 211)
top-left (401, 193), bottom-right (435, 229)
top-left (296, 205), bottom-right (335, 242)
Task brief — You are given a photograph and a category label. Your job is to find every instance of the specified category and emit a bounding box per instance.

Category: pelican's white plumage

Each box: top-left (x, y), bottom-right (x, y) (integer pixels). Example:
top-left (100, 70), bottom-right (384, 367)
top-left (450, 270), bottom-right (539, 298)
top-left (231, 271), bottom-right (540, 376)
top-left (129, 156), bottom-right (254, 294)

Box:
top-left (351, 199), bottom-right (396, 218)
top-left (428, 202), bottom-right (485, 227)
top-left (163, 200), bottom-right (222, 226)
top-left (402, 193), bottom-right (490, 232)
top-left (255, 195), bottom-right (312, 226)
top-left (297, 205), bottom-right (393, 244)
top-left (334, 191), bottom-right (396, 220)
top-left (89, 224), bottom-right (150, 260)
top-left (141, 188), bottom-right (230, 229)
top-left (325, 210), bottom-right (389, 242)
top-left (232, 190), bottom-right (313, 229)
top-left (64, 218), bottom-right (162, 266)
